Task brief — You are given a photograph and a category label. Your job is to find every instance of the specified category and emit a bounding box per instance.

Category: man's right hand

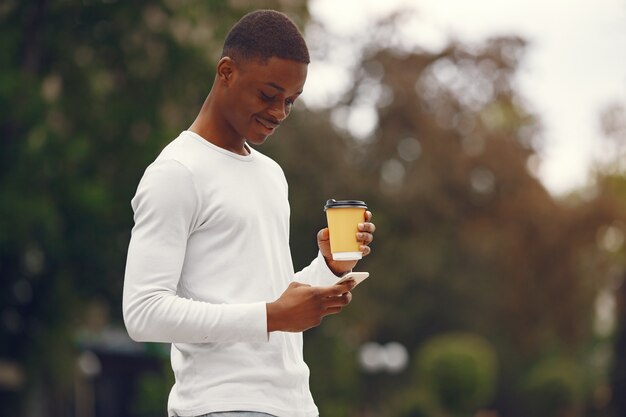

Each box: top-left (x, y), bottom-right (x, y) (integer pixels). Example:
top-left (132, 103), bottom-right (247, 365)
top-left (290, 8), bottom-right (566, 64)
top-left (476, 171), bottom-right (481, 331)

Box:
top-left (266, 281), bottom-right (355, 333)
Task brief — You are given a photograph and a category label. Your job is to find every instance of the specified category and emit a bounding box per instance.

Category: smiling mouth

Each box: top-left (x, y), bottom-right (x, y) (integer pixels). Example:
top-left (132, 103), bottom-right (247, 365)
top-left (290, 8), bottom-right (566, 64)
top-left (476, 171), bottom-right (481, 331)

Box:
top-left (255, 117), bottom-right (279, 132)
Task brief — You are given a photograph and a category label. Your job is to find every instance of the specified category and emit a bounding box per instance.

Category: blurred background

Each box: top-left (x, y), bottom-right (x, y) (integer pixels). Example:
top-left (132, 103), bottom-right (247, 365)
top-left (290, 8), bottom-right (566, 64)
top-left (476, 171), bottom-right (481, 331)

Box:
top-left (1, 0), bottom-right (626, 416)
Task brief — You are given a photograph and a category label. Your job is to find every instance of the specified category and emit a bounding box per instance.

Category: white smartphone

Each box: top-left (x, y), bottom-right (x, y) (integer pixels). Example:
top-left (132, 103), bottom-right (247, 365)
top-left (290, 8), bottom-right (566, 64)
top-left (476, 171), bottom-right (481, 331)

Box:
top-left (335, 271), bottom-right (369, 288)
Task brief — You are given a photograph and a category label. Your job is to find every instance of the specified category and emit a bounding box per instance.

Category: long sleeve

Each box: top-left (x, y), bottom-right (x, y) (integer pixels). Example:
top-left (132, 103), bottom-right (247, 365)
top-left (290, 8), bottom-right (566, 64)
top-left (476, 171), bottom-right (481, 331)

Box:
top-left (122, 159), bottom-right (267, 343)
top-left (294, 251), bottom-right (342, 287)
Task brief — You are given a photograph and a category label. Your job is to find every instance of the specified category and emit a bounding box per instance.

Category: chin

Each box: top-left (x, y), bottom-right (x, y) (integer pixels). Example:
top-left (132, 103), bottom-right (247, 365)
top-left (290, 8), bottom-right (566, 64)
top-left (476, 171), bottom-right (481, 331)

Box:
top-left (246, 132), bottom-right (272, 146)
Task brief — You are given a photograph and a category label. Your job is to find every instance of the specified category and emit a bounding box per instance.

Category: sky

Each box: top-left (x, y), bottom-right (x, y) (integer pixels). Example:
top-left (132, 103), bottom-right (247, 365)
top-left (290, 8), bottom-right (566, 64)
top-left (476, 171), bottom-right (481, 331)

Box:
top-left (302, 0), bottom-right (626, 196)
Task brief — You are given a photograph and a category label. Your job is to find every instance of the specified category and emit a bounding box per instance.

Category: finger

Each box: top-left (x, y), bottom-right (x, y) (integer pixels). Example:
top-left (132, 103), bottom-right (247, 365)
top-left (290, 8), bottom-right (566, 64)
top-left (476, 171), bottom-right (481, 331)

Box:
top-left (327, 294), bottom-right (352, 311)
top-left (324, 306), bottom-right (343, 316)
top-left (337, 280), bottom-right (356, 293)
top-left (358, 222), bottom-right (376, 233)
top-left (318, 283), bottom-right (354, 297)
top-left (323, 292), bottom-right (352, 308)
top-left (360, 245), bottom-right (371, 256)
top-left (317, 228), bottom-right (330, 242)
top-left (289, 281), bottom-right (309, 289)
top-left (364, 211), bottom-right (372, 222)
top-left (356, 232), bottom-right (374, 244)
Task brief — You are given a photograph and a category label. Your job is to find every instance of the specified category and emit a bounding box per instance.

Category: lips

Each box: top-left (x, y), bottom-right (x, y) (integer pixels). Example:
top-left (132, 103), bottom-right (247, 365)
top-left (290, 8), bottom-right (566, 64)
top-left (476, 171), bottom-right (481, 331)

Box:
top-left (255, 116), bottom-right (279, 133)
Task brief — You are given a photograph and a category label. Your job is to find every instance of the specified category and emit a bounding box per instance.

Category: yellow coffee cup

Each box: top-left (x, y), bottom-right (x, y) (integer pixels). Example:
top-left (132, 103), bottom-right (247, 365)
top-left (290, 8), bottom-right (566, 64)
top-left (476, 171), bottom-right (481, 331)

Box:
top-left (324, 199), bottom-right (368, 261)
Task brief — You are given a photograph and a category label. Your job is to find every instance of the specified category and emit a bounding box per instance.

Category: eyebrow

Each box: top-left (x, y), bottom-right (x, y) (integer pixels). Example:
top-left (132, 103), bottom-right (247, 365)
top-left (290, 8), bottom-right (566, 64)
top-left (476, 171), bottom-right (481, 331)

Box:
top-left (265, 82), bottom-right (302, 95)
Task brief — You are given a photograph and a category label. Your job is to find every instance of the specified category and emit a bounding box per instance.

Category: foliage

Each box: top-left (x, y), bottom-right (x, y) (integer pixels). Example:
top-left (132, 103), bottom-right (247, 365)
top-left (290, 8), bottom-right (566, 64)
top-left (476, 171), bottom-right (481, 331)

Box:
top-left (303, 325), bottom-right (361, 417)
top-left (521, 357), bottom-right (585, 417)
top-left (265, 17), bottom-right (623, 416)
top-left (593, 169), bottom-right (626, 417)
top-left (394, 389), bottom-right (447, 417)
top-left (1, 1), bottom-right (625, 416)
top-left (0, 0), bottom-right (307, 414)
top-left (131, 361), bottom-right (174, 417)
top-left (413, 332), bottom-right (498, 415)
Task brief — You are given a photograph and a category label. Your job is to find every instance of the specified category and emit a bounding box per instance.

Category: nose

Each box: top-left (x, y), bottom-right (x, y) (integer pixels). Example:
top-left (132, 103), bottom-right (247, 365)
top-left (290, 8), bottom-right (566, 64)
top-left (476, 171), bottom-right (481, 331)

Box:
top-left (268, 101), bottom-right (289, 122)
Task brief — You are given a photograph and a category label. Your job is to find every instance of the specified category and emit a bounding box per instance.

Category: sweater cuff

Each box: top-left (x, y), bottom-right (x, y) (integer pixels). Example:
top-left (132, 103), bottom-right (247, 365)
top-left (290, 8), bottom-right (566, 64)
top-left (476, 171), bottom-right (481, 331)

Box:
top-left (315, 250), bottom-right (345, 285)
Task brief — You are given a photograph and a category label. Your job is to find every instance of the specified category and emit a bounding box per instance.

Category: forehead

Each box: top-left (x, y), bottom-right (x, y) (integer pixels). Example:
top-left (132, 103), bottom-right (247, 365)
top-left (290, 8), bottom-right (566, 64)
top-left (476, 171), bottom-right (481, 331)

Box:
top-left (238, 57), bottom-right (308, 93)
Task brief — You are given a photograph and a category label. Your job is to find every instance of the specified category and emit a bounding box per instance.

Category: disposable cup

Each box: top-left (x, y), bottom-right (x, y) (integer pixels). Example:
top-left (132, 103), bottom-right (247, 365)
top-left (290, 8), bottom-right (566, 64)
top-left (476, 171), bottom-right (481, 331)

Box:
top-left (324, 199), bottom-right (368, 261)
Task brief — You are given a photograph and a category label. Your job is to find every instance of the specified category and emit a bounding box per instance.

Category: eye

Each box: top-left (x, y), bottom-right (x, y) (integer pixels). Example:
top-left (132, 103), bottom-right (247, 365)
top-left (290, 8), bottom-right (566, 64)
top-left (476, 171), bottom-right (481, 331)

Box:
top-left (286, 95), bottom-right (301, 107)
top-left (260, 91), bottom-right (275, 102)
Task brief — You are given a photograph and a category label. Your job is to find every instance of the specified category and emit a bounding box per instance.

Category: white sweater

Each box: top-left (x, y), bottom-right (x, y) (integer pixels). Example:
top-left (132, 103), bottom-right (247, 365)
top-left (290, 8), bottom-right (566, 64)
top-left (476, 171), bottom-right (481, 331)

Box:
top-left (123, 130), bottom-right (339, 417)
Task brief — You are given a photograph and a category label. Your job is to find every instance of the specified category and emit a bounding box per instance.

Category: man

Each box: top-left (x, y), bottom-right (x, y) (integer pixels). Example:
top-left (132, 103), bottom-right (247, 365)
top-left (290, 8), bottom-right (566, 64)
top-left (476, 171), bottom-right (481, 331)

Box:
top-left (123, 10), bottom-right (375, 417)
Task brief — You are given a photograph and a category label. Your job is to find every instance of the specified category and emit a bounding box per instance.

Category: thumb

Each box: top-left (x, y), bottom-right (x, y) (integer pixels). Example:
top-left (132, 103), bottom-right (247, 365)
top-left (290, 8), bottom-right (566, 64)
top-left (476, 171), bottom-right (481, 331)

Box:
top-left (317, 228), bottom-right (330, 242)
top-left (288, 281), bottom-right (308, 289)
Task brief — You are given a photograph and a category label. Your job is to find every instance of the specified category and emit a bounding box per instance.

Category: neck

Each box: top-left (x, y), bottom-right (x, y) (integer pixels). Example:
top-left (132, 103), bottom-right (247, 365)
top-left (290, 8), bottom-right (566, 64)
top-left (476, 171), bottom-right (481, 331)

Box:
top-left (188, 93), bottom-right (250, 156)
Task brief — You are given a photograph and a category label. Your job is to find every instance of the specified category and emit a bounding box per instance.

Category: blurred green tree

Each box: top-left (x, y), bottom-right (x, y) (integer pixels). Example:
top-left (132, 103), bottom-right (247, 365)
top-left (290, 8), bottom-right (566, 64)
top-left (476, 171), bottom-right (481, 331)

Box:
top-left (2, 1), bottom-right (624, 416)
top-left (595, 101), bottom-right (626, 417)
top-left (0, 0), bottom-right (308, 415)
top-left (414, 332), bottom-right (498, 415)
top-left (264, 15), bottom-right (624, 416)
top-left (521, 357), bottom-right (585, 417)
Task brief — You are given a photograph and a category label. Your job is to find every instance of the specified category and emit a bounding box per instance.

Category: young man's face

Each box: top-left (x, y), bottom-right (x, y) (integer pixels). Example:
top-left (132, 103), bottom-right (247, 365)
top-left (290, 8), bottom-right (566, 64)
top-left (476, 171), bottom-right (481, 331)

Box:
top-left (222, 56), bottom-right (308, 146)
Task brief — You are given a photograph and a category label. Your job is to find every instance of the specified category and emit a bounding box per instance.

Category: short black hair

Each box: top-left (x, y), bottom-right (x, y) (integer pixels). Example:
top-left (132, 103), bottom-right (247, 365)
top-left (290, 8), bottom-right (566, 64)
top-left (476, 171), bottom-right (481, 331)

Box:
top-left (221, 10), bottom-right (310, 64)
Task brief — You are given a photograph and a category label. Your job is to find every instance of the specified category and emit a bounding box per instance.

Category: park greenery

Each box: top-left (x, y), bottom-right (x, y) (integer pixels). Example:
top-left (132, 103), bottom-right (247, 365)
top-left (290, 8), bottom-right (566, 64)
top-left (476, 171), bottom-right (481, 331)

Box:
top-left (2, 1), bottom-right (626, 416)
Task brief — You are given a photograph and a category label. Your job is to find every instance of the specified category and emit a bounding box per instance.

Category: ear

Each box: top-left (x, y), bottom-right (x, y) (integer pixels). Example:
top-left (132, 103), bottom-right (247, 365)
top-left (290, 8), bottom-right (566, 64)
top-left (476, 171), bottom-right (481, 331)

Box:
top-left (216, 57), bottom-right (236, 85)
